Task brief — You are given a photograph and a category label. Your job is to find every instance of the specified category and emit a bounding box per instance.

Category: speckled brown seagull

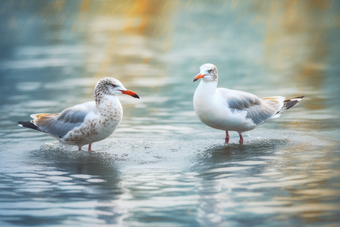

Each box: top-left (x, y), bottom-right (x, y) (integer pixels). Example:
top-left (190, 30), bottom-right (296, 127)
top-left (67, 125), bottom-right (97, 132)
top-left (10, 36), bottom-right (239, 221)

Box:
top-left (18, 77), bottom-right (139, 151)
top-left (193, 63), bottom-right (304, 144)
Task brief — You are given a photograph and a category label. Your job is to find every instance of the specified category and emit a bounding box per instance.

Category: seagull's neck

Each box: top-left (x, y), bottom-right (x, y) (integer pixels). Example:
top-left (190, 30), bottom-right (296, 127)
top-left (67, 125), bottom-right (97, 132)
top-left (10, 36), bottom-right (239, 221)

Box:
top-left (193, 79), bottom-right (219, 119)
top-left (95, 94), bottom-right (121, 113)
top-left (196, 79), bottom-right (218, 96)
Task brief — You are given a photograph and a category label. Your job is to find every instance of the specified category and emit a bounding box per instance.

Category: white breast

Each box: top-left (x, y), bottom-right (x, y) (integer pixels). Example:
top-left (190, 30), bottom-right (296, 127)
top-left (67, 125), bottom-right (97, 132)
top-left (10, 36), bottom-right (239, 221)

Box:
top-left (193, 81), bottom-right (255, 132)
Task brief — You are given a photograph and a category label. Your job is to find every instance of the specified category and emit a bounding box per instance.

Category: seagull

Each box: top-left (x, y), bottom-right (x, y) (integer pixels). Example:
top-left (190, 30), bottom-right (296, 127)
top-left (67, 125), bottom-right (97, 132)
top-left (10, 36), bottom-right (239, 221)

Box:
top-left (18, 77), bottom-right (139, 151)
top-left (193, 63), bottom-right (304, 144)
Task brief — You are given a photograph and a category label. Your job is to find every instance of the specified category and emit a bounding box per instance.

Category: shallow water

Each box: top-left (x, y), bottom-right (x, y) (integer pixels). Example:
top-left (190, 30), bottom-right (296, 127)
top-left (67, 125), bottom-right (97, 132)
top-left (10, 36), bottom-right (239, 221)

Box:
top-left (1, 1), bottom-right (340, 226)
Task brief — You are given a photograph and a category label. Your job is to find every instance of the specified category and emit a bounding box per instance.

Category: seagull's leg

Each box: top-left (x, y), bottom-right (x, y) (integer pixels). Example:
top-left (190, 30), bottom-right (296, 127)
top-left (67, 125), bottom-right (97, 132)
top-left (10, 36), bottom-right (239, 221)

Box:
top-left (225, 131), bottom-right (230, 144)
top-left (78, 146), bottom-right (82, 151)
top-left (238, 132), bottom-right (244, 144)
top-left (88, 144), bottom-right (92, 151)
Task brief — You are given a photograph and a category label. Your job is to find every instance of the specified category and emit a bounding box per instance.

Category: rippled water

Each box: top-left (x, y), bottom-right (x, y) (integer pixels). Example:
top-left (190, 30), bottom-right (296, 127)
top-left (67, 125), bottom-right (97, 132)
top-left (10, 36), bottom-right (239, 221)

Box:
top-left (1, 1), bottom-right (340, 226)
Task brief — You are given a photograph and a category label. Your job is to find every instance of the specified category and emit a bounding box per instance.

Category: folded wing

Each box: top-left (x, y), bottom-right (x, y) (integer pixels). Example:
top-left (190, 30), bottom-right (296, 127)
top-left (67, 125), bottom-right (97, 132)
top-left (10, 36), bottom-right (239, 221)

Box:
top-left (218, 88), bottom-right (284, 125)
top-left (31, 101), bottom-right (96, 138)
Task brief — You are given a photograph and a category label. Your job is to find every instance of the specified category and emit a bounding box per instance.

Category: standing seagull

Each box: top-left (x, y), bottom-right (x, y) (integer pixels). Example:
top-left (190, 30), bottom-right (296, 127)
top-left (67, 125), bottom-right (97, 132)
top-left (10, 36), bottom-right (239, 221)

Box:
top-left (193, 63), bottom-right (304, 144)
top-left (18, 77), bottom-right (139, 151)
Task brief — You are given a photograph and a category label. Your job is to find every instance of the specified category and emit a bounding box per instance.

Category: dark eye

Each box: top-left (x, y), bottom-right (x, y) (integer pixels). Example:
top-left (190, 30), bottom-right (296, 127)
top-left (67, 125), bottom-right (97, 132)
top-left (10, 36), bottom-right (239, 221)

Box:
top-left (208, 69), bottom-right (213, 73)
top-left (111, 83), bottom-right (117, 87)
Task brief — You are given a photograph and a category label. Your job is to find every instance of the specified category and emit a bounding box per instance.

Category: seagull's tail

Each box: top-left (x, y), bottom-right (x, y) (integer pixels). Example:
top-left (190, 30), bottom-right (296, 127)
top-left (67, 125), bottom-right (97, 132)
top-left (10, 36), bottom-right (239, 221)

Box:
top-left (276, 96), bottom-right (304, 114)
top-left (18, 121), bottom-right (43, 132)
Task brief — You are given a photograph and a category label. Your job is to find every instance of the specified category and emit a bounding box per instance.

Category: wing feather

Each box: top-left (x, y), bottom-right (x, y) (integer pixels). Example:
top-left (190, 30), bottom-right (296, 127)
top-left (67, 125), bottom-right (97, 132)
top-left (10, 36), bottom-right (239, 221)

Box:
top-left (218, 88), bottom-right (283, 125)
top-left (32, 102), bottom-right (96, 138)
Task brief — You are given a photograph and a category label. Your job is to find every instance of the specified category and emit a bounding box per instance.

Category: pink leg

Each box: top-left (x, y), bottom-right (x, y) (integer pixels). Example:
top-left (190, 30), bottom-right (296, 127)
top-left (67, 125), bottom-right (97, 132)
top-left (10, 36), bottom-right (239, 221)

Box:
top-left (88, 144), bottom-right (92, 151)
top-left (225, 131), bottom-right (230, 144)
top-left (238, 133), bottom-right (244, 144)
top-left (78, 146), bottom-right (82, 151)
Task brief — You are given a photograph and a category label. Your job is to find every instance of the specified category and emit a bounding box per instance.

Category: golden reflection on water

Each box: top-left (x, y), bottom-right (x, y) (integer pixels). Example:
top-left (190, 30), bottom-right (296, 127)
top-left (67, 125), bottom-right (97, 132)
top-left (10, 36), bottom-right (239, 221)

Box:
top-left (77, 0), bottom-right (170, 82)
top-left (35, 0), bottom-right (175, 83)
top-left (259, 0), bottom-right (331, 88)
top-left (250, 0), bottom-right (339, 134)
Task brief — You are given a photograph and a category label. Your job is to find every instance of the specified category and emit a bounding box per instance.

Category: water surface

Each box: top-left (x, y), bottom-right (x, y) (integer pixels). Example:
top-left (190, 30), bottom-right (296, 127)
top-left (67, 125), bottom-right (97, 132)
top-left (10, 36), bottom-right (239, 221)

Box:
top-left (1, 1), bottom-right (340, 226)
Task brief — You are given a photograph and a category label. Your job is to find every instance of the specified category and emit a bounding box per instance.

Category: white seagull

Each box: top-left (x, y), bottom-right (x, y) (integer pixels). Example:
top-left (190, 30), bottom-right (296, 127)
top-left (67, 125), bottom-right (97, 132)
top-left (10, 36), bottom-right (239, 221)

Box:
top-left (193, 63), bottom-right (304, 144)
top-left (18, 77), bottom-right (139, 151)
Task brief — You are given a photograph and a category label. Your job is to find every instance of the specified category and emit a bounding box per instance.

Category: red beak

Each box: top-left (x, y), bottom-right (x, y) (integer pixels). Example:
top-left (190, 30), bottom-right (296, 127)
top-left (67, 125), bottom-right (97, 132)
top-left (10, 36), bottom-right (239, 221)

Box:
top-left (120, 90), bottom-right (140, 99)
top-left (193, 74), bottom-right (205, 82)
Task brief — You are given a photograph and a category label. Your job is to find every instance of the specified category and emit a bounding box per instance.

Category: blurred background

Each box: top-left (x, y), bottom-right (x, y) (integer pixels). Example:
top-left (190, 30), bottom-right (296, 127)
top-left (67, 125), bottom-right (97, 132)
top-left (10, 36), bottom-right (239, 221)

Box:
top-left (0, 0), bottom-right (340, 226)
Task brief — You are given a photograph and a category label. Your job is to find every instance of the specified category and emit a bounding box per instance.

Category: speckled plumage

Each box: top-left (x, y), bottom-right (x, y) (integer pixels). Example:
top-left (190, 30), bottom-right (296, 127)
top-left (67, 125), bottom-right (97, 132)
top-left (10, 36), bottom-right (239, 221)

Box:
top-left (18, 77), bottom-right (139, 151)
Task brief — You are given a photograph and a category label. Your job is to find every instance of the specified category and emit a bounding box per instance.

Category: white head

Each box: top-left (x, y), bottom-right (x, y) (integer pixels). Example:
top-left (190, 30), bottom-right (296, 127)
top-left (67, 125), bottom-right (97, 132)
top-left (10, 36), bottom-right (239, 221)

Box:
top-left (193, 63), bottom-right (218, 82)
top-left (94, 77), bottom-right (139, 103)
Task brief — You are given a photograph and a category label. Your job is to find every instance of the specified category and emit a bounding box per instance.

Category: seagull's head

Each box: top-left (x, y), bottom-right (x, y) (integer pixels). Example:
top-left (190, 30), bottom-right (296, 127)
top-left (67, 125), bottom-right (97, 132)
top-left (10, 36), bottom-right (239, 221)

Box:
top-left (95, 77), bottom-right (139, 99)
top-left (193, 63), bottom-right (218, 82)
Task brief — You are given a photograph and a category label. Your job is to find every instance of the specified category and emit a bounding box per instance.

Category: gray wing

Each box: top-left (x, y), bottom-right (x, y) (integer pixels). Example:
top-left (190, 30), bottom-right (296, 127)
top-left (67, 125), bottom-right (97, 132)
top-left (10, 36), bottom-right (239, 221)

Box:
top-left (33, 102), bottom-right (96, 138)
top-left (218, 88), bottom-right (278, 125)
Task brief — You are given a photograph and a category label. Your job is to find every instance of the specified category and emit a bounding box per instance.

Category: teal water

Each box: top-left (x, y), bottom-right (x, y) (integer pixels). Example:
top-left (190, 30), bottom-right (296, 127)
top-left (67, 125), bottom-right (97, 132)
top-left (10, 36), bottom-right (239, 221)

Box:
top-left (1, 1), bottom-right (340, 226)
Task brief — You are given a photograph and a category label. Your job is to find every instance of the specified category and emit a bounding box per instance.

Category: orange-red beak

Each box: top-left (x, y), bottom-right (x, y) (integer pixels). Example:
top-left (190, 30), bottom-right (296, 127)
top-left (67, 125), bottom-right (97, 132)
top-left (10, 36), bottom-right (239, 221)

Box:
top-left (193, 73), bottom-right (205, 82)
top-left (120, 90), bottom-right (140, 99)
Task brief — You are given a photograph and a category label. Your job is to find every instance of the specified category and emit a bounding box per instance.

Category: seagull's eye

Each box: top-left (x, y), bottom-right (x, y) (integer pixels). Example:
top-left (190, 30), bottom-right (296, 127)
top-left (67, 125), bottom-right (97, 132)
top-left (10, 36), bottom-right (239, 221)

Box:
top-left (111, 83), bottom-right (117, 87)
top-left (208, 69), bottom-right (213, 73)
